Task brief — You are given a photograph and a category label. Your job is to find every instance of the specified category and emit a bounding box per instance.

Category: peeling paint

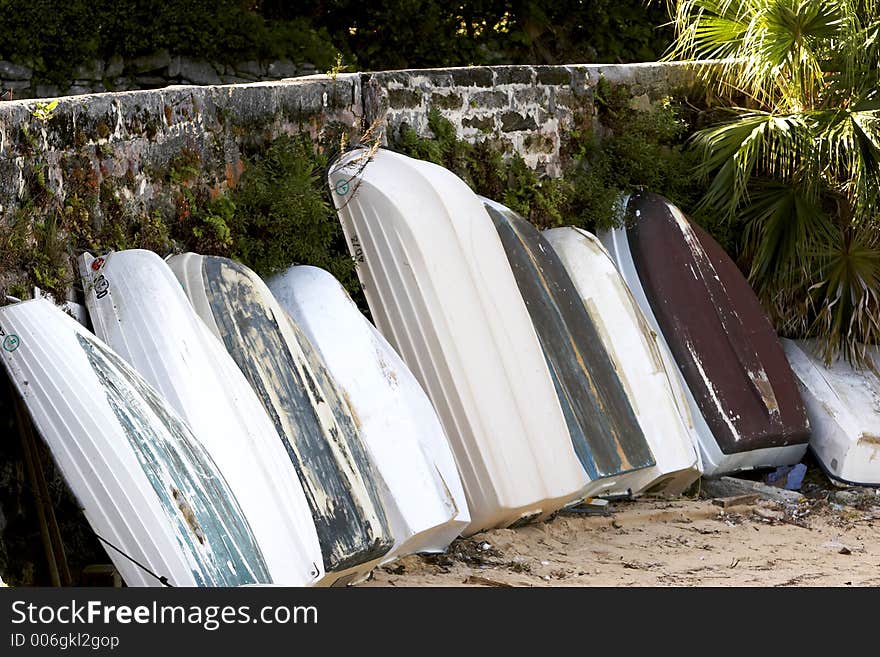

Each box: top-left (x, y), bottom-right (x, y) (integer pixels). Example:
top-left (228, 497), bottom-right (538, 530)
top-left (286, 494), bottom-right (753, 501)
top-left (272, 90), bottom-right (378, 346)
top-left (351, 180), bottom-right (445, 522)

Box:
top-left (77, 332), bottom-right (270, 586)
top-left (197, 256), bottom-right (393, 572)
top-left (485, 201), bottom-right (654, 479)
top-left (627, 192), bottom-right (809, 455)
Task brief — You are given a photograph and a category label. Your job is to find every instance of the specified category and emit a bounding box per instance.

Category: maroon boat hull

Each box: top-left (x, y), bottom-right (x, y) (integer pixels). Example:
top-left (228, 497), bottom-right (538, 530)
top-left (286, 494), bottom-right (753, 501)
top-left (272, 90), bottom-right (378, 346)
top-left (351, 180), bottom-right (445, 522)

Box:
top-left (626, 192), bottom-right (809, 455)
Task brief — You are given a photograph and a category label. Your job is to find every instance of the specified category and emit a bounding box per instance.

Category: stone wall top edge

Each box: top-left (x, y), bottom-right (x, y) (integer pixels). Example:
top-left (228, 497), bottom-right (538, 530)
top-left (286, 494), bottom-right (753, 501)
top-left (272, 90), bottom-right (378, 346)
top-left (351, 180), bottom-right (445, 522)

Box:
top-left (0, 73), bottom-right (359, 111)
top-left (364, 60), bottom-right (715, 78)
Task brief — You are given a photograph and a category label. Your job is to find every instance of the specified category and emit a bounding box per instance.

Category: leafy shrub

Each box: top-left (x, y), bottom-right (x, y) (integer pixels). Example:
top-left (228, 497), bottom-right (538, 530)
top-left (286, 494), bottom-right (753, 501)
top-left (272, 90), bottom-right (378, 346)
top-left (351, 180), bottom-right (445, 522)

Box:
top-left (226, 135), bottom-right (356, 289)
top-left (0, 1), bottom-right (340, 88)
top-left (284, 1), bottom-right (672, 70)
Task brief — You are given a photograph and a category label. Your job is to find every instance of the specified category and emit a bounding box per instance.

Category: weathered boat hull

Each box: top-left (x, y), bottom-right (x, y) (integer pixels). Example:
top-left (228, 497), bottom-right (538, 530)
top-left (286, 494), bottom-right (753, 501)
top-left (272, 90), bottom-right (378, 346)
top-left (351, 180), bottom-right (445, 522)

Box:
top-left (167, 253), bottom-right (393, 583)
top-left (0, 300), bottom-right (276, 586)
top-left (330, 148), bottom-right (591, 534)
top-left (267, 264), bottom-right (470, 554)
top-left (543, 226), bottom-right (702, 495)
top-left (599, 193), bottom-right (810, 475)
top-left (78, 250), bottom-right (325, 586)
top-left (482, 199), bottom-right (655, 495)
top-left (782, 340), bottom-right (880, 486)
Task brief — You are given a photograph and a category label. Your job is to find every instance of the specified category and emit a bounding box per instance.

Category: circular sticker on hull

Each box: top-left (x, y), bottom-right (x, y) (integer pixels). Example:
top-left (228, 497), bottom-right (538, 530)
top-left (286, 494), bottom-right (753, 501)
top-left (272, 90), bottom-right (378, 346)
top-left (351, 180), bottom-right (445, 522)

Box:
top-left (3, 334), bottom-right (20, 352)
top-left (334, 179), bottom-right (350, 195)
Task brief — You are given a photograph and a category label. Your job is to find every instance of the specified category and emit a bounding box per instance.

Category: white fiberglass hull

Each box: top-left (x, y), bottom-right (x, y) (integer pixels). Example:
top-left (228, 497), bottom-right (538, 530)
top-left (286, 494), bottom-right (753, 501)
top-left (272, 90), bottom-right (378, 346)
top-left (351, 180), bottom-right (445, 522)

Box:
top-left (544, 227), bottom-right (702, 495)
top-left (78, 250), bottom-right (324, 586)
top-left (330, 148), bottom-right (592, 534)
top-left (782, 340), bottom-right (880, 486)
top-left (599, 213), bottom-right (807, 476)
top-left (0, 300), bottom-right (277, 586)
top-left (167, 253), bottom-right (395, 585)
top-left (268, 264), bottom-right (470, 555)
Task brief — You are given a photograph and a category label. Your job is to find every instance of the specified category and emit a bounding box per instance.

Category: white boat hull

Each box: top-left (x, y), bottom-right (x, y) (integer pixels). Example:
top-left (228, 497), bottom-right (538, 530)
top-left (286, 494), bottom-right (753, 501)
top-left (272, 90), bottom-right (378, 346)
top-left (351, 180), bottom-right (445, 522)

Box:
top-left (782, 339), bottom-right (880, 486)
top-left (330, 148), bottom-right (592, 534)
top-left (167, 253), bottom-right (394, 584)
top-left (544, 227), bottom-right (702, 495)
top-left (78, 250), bottom-right (324, 586)
top-left (267, 264), bottom-right (470, 555)
top-left (0, 300), bottom-right (278, 586)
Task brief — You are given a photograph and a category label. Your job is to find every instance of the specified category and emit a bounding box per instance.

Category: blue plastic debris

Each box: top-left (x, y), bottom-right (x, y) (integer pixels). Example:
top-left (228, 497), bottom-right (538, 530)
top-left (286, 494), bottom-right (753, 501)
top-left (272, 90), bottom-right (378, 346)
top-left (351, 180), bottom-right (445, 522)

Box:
top-left (765, 463), bottom-right (807, 491)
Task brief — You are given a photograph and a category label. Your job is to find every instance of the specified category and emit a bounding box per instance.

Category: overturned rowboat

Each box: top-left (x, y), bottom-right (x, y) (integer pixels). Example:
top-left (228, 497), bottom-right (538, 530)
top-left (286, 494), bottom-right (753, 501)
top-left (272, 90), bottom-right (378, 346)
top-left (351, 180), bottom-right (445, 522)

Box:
top-left (77, 250), bottom-right (325, 585)
top-left (0, 299), bottom-right (303, 586)
top-left (542, 225), bottom-right (702, 495)
top-left (330, 148), bottom-right (591, 534)
top-left (482, 198), bottom-right (656, 496)
top-left (267, 264), bottom-right (470, 554)
top-left (782, 340), bottom-right (880, 487)
top-left (599, 192), bottom-right (810, 475)
top-left (167, 253), bottom-right (394, 584)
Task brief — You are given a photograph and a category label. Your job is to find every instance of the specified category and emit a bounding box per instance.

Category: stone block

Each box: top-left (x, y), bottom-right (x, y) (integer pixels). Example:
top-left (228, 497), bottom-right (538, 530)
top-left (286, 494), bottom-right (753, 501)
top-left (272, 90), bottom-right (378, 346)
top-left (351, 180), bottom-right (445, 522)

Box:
top-left (130, 50), bottom-right (171, 73)
top-left (535, 66), bottom-right (571, 86)
top-left (500, 111), bottom-right (537, 132)
top-left (267, 59), bottom-right (298, 78)
top-left (429, 92), bottom-right (463, 110)
top-left (387, 87), bottom-right (422, 108)
top-left (462, 115), bottom-right (495, 132)
top-left (236, 60), bottom-right (265, 78)
top-left (450, 67), bottom-right (494, 87)
top-left (469, 90), bottom-right (508, 107)
top-left (0, 60), bottom-right (32, 80)
top-left (178, 58), bottom-right (222, 86)
top-left (494, 67), bottom-right (534, 85)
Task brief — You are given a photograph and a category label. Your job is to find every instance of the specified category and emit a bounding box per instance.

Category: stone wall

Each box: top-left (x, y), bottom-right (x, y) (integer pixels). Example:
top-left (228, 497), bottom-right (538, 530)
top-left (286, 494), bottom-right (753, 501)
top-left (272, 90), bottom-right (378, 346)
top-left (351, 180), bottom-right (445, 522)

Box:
top-left (0, 63), bottom-right (699, 213)
top-left (0, 74), bottom-right (362, 296)
top-left (0, 62), bottom-right (698, 295)
top-left (364, 62), bottom-right (698, 176)
top-left (0, 53), bottom-right (320, 100)
top-left (0, 74), bottom-right (361, 221)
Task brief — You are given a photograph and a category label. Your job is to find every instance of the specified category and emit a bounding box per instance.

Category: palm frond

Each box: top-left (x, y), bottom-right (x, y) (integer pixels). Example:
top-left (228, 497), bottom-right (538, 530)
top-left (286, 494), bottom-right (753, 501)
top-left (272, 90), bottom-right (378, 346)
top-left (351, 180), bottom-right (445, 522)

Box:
top-left (665, 0), bottom-right (862, 109)
top-left (807, 222), bottom-right (880, 364)
top-left (741, 179), bottom-right (830, 289)
top-left (691, 110), bottom-right (815, 214)
top-left (814, 104), bottom-right (880, 218)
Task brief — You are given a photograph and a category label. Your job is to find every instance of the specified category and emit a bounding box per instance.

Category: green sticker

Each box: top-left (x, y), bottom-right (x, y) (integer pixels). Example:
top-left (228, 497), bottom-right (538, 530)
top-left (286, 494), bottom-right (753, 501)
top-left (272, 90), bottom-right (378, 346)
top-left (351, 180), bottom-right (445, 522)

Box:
top-left (3, 334), bottom-right (20, 352)
top-left (334, 179), bottom-right (350, 195)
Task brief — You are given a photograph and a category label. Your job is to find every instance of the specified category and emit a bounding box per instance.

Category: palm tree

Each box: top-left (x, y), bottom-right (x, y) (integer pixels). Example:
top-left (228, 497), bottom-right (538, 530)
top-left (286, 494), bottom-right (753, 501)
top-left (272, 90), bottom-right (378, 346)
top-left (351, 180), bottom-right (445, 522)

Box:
top-left (662, 0), bottom-right (880, 364)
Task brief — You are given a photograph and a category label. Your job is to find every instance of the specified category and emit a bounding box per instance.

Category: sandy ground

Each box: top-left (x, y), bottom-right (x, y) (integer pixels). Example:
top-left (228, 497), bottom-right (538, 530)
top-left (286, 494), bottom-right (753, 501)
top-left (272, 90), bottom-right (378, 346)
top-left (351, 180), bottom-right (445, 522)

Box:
top-left (359, 484), bottom-right (880, 587)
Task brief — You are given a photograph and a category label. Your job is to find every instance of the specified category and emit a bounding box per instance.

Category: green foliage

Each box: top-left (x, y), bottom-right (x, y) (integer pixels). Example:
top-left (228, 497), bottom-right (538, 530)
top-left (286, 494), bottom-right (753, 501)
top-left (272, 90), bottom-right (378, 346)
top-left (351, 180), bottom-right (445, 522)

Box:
top-left (227, 135), bottom-right (356, 288)
top-left (0, 1), bottom-right (340, 88)
top-left (284, 1), bottom-right (672, 69)
top-left (394, 90), bottom-right (723, 244)
top-left (31, 100), bottom-right (58, 124)
top-left (666, 0), bottom-right (880, 362)
top-left (188, 195), bottom-right (235, 254)
top-left (166, 147), bottom-right (201, 186)
top-left (0, 2), bottom-right (674, 89)
top-left (163, 135), bottom-right (356, 294)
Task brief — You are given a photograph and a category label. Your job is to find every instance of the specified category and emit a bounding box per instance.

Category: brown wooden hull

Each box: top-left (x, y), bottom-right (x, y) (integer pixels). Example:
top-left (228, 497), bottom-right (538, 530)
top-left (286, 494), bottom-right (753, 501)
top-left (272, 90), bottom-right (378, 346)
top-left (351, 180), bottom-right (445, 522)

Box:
top-left (625, 192), bottom-right (810, 455)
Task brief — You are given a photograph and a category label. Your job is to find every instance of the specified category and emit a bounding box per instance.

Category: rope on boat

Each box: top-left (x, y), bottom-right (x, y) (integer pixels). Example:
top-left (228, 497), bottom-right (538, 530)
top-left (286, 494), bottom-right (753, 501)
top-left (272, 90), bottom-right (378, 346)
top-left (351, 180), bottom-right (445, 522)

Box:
top-left (93, 534), bottom-right (174, 587)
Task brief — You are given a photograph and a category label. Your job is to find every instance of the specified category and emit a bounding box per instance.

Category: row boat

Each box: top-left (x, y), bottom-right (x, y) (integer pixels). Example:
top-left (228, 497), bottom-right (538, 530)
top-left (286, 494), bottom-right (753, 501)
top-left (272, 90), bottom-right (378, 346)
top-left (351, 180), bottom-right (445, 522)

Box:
top-left (599, 192), bottom-right (810, 475)
top-left (329, 148), bottom-right (592, 533)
